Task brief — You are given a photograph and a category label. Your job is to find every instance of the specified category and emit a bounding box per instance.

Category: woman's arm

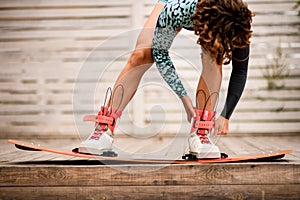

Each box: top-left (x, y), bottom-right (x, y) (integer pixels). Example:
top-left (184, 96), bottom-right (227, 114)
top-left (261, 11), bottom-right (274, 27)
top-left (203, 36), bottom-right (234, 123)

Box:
top-left (152, 29), bottom-right (187, 98)
top-left (221, 45), bottom-right (250, 119)
top-left (213, 46), bottom-right (249, 136)
top-left (152, 2), bottom-right (187, 98)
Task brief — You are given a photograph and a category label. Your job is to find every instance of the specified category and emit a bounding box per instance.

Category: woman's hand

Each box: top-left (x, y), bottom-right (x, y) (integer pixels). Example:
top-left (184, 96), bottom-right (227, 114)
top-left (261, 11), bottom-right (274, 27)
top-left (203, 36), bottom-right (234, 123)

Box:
top-left (213, 116), bottom-right (229, 137)
top-left (181, 95), bottom-right (196, 123)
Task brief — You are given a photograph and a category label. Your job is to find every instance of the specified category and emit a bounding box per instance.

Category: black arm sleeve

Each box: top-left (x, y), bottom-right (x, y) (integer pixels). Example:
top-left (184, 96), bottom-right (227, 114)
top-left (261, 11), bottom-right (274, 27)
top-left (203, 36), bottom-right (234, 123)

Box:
top-left (221, 45), bottom-right (250, 119)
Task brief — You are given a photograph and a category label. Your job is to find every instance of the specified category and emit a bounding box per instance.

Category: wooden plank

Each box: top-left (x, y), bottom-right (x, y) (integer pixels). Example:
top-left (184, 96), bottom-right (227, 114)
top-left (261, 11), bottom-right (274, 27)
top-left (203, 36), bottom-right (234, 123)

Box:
top-left (236, 100), bottom-right (300, 111)
top-left (238, 136), bottom-right (299, 162)
top-left (0, 163), bottom-right (299, 186)
top-left (0, 18), bottom-right (129, 28)
top-left (236, 79), bottom-right (299, 90)
top-left (0, 151), bottom-right (26, 163)
top-left (0, 185), bottom-right (299, 200)
top-left (241, 68), bottom-right (300, 78)
top-left (0, 94), bottom-right (72, 105)
top-left (242, 90), bottom-right (300, 100)
top-left (253, 15), bottom-right (300, 25)
top-left (249, 47), bottom-right (300, 57)
top-left (0, 8), bottom-right (131, 20)
top-left (215, 138), bottom-right (235, 155)
top-left (0, 141), bottom-right (19, 157)
top-left (248, 2), bottom-right (297, 12)
top-left (241, 136), bottom-right (300, 160)
top-left (8, 151), bottom-right (53, 163)
top-left (0, 115), bottom-right (74, 123)
top-left (2, 139), bottom-right (76, 162)
top-left (0, 53), bottom-right (128, 62)
top-left (21, 140), bottom-right (81, 162)
top-left (0, 130), bottom-right (80, 139)
top-left (251, 35), bottom-right (300, 44)
top-left (0, 38), bottom-right (129, 51)
top-left (0, 61), bottom-right (126, 73)
top-left (126, 136), bottom-right (186, 155)
top-left (229, 122), bottom-right (300, 134)
top-left (0, 51), bottom-right (128, 64)
top-left (265, 136), bottom-right (300, 153)
top-left (0, 105), bottom-right (89, 113)
top-left (0, 125), bottom-right (78, 137)
top-left (252, 26), bottom-right (299, 37)
top-left (0, 0), bottom-right (133, 8)
top-left (229, 111), bottom-right (300, 121)
top-left (116, 137), bottom-right (153, 154)
top-left (217, 137), bottom-right (261, 154)
top-left (0, 81), bottom-right (75, 91)
top-left (0, 29), bottom-right (126, 40)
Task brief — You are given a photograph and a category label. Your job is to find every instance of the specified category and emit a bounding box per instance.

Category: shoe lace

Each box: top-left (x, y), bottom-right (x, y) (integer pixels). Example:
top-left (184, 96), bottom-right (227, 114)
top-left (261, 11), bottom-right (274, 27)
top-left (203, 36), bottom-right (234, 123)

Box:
top-left (89, 85), bottom-right (124, 141)
top-left (90, 124), bottom-right (108, 140)
top-left (197, 131), bottom-right (211, 144)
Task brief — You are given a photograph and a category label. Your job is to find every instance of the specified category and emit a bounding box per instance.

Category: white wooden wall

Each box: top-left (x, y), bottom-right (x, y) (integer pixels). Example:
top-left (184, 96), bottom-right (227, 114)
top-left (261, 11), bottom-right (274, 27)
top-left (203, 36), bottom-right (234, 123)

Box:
top-left (0, 0), bottom-right (299, 138)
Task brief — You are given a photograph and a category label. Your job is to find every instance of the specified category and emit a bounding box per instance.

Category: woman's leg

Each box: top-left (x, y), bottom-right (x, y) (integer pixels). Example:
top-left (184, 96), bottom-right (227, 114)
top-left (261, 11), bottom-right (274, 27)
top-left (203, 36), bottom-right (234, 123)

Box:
top-left (110, 2), bottom-right (166, 110)
top-left (196, 49), bottom-right (222, 111)
top-left (78, 3), bottom-right (166, 153)
top-left (186, 49), bottom-right (223, 159)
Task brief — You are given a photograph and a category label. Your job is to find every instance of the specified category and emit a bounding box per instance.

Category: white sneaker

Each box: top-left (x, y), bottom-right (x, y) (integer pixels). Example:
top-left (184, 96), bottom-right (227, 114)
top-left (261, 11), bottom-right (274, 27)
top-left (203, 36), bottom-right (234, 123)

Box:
top-left (78, 124), bottom-right (114, 155)
top-left (188, 132), bottom-right (220, 159)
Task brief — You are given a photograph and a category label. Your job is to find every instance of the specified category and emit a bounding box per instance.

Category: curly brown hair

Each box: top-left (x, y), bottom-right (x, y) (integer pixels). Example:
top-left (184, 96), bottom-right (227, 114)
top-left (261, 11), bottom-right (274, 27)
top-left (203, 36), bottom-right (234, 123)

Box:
top-left (191, 0), bottom-right (254, 65)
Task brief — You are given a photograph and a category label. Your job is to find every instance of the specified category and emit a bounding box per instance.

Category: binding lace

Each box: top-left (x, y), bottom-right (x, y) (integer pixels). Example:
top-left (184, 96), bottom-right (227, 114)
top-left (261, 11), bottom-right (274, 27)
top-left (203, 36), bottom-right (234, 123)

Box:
top-left (85, 84), bottom-right (124, 136)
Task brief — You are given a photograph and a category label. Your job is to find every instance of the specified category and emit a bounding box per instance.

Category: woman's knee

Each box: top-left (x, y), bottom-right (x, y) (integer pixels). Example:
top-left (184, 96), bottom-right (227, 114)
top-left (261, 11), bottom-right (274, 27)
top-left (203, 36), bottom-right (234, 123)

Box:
top-left (128, 48), bottom-right (153, 67)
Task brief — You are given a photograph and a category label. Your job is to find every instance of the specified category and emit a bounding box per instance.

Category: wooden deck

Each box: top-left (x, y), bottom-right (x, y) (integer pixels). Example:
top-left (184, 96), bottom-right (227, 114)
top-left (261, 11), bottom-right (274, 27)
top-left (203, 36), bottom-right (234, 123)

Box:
top-left (0, 135), bottom-right (299, 199)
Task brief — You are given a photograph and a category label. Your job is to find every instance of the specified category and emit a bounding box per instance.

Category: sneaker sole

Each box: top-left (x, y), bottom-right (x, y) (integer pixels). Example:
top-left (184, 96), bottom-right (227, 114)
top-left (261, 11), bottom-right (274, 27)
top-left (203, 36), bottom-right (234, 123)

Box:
top-left (78, 147), bottom-right (112, 155)
top-left (190, 151), bottom-right (221, 159)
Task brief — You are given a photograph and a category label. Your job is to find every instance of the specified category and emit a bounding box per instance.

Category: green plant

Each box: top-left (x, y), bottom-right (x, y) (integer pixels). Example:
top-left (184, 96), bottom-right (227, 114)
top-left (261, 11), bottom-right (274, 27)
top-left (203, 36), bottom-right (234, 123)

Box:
top-left (261, 45), bottom-right (289, 90)
top-left (294, 0), bottom-right (300, 16)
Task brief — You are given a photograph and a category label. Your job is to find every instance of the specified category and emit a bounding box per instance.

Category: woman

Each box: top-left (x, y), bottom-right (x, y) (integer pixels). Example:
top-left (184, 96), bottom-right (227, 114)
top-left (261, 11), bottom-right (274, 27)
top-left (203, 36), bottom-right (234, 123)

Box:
top-left (78, 0), bottom-right (253, 159)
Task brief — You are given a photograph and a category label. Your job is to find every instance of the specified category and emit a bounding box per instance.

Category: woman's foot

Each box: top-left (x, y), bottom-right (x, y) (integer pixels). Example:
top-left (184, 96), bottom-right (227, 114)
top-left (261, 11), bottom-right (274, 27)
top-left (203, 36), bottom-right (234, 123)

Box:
top-left (188, 109), bottom-right (220, 159)
top-left (78, 105), bottom-right (122, 155)
top-left (78, 124), bottom-right (114, 155)
top-left (188, 132), bottom-right (220, 159)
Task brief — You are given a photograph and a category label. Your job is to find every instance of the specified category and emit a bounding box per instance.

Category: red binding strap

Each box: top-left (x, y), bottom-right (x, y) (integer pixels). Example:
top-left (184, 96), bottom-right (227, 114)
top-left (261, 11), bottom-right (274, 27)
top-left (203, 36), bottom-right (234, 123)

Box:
top-left (190, 109), bottom-right (216, 134)
top-left (193, 120), bottom-right (214, 129)
top-left (83, 115), bottom-right (114, 125)
top-left (83, 106), bottom-right (122, 133)
top-left (83, 115), bottom-right (97, 122)
top-left (97, 115), bottom-right (114, 125)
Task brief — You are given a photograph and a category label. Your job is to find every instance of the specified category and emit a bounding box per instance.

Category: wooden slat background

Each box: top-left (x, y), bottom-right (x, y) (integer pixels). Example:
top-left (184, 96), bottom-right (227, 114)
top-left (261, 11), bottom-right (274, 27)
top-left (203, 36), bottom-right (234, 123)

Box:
top-left (0, 0), bottom-right (299, 138)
